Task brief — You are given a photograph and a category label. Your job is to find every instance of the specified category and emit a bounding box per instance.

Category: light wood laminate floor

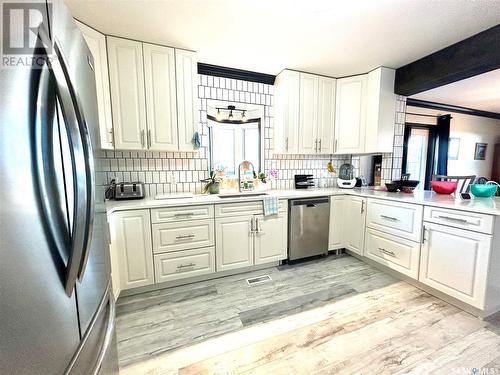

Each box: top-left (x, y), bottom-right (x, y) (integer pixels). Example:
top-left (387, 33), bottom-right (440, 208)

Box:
top-left (117, 255), bottom-right (500, 374)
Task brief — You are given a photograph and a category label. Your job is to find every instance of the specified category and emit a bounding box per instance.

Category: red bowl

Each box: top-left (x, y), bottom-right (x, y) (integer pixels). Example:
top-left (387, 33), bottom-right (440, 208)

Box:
top-left (431, 181), bottom-right (458, 194)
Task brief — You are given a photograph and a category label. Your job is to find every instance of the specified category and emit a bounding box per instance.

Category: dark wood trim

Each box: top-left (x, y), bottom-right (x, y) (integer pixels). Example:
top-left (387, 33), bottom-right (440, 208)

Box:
top-left (198, 63), bottom-right (276, 85)
top-left (407, 98), bottom-right (500, 120)
top-left (395, 25), bottom-right (500, 96)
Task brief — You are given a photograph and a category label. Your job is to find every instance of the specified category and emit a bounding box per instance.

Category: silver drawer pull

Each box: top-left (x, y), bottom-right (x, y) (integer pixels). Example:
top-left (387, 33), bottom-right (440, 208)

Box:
top-left (380, 215), bottom-right (399, 222)
top-left (437, 215), bottom-right (468, 224)
top-left (174, 213), bottom-right (194, 217)
top-left (177, 263), bottom-right (195, 269)
top-left (175, 234), bottom-right (195, 241)
top-left (379, 248), bottom-right (396, 257)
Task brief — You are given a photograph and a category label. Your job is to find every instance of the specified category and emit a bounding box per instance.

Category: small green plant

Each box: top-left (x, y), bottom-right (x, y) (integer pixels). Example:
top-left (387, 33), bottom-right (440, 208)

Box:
top-left (201, 170), bottom-right (222, 194)
top-left (258, 172), bottom-right (268, 183)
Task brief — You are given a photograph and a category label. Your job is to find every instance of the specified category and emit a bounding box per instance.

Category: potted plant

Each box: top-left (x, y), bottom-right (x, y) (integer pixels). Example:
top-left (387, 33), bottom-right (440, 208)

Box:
top-left (201, 170), bottom-right (222, 194)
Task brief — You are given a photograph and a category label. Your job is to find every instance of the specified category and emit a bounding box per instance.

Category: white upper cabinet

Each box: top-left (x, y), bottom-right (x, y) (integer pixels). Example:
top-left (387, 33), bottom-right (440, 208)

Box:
top-left (334, 75), bottom-right (367, 154)
top-left (76, 21), bottom-right (114, 150)
top-left (175, 49), bottom-right (198, 151)
top-left (275, 70), bottom-right (335, 155)
top-left (107, 36), bottom-right (147, 150)
top-left (274, 70), bottom-right (300, 154)
top-left (365, 67), bottom-right (396, 153)
top-left (143, 43), bottom-right (178, 151)
top-left (316, 76), bottom-right (336, 154)
top-left (298, 72), bottom-right (319, 154)
top-left (334, 67), bottom-right (396, 155)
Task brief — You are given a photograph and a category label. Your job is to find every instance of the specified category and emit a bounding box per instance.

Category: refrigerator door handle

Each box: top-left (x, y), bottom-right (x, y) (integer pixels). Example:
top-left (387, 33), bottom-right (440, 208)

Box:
top-left (91, 293), bottom-right (116, 375)
top-left (37, 28), bottom-right (92, 295)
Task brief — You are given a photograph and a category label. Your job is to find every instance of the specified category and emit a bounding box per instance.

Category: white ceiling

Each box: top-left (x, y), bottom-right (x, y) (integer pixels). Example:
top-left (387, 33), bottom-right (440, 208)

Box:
top-left (66, 0), bottom-right (500, 77)
top-left (411, 69), bottom-right (500, 113)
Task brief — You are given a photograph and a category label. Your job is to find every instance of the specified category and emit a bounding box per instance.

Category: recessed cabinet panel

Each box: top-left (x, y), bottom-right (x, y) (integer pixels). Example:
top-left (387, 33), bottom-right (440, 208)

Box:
top-left (107, 36), bottom-right (147, 150)
top-left (154, 247), bottom-right (215, 283)
top-left (77, 21), bottom-right (114, 150)
top-left (274, 70), bottom-right (300, 154)
top-left (298, 73), bottom-right (319, 154)
top-left (215, 216), bottom-right (254, 272)
top-left (110, 209), bottom-right (154, 290)
top-left (343, 196), bottom-right (367, 255)
top-left (143, 43), bottom-right (178, 151)
top-left (317, 76), bottom-right (336, 154)
top-left (328, 195), bottom-right (345, 250)
top-left (419, 223), bottom-right (491, 309)
top-left (152, 219), bottom-right (215, 253)
top-left (175, 49), bottom-right (198, 151)
top-left (334, 75), bottom-right (367, 154)
top-left (254, 214), bottom-right (287, 264)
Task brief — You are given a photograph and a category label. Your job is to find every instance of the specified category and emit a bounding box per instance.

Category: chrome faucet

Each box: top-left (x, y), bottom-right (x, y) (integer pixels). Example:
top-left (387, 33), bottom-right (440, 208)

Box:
top-left (238, 160), bottom-right (257, 192)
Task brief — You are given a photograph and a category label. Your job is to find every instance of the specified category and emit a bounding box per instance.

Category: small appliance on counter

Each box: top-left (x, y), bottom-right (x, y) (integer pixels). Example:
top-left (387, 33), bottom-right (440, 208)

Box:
top-left (295, 174), bottom-right (315, 189)
top-left (106, 180), bottom-right (146, 200)
top-left (337, 164), bottom-right (357, 189)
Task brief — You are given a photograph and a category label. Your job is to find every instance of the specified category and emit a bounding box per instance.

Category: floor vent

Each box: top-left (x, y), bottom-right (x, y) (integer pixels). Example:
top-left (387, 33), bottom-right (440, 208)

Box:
top-left (246, 275), bottom-right (272, 286)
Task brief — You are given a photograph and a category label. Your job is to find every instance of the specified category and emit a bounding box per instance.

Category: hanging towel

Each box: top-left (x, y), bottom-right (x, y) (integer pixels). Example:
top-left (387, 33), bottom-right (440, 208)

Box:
top-left (263, 195), bottom-right (279, 216)
top-left (191, 131), bottom-right (201, 149)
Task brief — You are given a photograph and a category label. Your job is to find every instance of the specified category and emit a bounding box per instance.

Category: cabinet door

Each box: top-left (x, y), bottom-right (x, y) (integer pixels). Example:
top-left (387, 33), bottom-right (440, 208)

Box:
top-left (215, 216), bottom-right (254, 272)
top-left (328, 195), bottom-right (345, 250)
top-left (77, 21), bottom-right (114, 150)
top-left (143, 43), bottom-right (178, 151)
top-left (110, 210), bottom-right (154, 290)
top-left (343, 196), bottom-right (367, 255)
top-left (254, 214), bottom-right (287, 265)
top-left (107, 36), bottom-right (147, 150)
top-left (298, 72), bottom-right (319, 154)
top-left (419, 222), bottom-right (491, 309)
top-left (317, 76), bottom-right (336, 154)
top-left (334, 75), bottom-right (367, 154)
top-left (175, 49), bottom-right (198, 151)
top-left (274, 70), bottom-right (300, 154)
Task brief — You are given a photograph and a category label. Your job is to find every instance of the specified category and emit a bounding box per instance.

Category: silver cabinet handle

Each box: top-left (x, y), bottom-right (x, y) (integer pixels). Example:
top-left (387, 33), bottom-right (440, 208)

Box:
top-left (175, 234), bottom-right (195, 241)
top-left (380, 215), bottom-right (399, 222)
top-left (140, 129), bottom-right (145, 148)
top-left (437, 215), bottom-right (468, 224)
top-left (147, 129), bottom-right (152, 148)
top-left (250, 217), bottom-right (255, 235)
top-left (174, 213), bottom-right (194, 217)
top-left (314, 139), bottom-right (318, 153)
top-left (177, 263), bottom-right (195, 269)
top-left (318, 139), bottom-right (322, 153)
top-left (109, 128), bottom-right (114, 147)
top-left (285, 137), bottom-right (289, 152)
top-left (361, 200), bottom-right (365, 214)
top-left (379, 248), bottom-right (396, 257)
top-left (335, 139), bottom-right (338, 153)
top-left (422, 226), bottom-right (428, 244)
top-left (255, 217), bottom-right (263, 234)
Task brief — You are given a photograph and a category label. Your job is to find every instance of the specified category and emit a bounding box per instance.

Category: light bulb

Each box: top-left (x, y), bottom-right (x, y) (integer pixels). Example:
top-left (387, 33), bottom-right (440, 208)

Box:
top-left (216, 109), bottom-right (223, 121)
top-left (228, 110), bottom-right (233, 119)
top-left (241, 111), bottom-right (247, 122)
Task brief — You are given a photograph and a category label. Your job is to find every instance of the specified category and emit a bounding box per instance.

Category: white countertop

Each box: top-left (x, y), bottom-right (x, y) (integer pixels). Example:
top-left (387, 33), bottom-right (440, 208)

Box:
top-left (105, 188), bottom-right (500, 216)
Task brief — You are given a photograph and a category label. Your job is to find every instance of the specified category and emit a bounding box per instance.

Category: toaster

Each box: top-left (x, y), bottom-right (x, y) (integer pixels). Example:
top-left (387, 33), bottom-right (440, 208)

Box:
top-left (114, 182), bottom-right (145, 200)
top-left (294, 174), bottom-right (315, 189)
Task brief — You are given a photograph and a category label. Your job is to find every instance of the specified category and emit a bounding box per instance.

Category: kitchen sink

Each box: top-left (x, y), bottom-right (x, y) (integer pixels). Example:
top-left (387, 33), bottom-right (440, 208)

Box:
top-left (218, 192), bottom-right (268, 199)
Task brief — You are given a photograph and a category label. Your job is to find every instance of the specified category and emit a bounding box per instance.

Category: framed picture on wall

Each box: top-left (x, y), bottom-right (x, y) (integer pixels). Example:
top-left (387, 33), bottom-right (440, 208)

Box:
top-left (474, 143), bottom-right (488, 160)
top-left (448, 138), bottom-right (460, 160)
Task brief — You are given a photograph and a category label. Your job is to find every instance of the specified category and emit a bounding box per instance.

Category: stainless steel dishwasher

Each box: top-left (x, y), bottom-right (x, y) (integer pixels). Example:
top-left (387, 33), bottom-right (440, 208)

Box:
top-left (288, 197), bottom-right (330, 261)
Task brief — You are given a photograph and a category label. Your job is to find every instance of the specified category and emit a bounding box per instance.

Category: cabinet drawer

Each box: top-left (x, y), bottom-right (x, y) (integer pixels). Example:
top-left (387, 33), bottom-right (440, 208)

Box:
top-left (215, 200), bottom-right (286, 218)
top-left (154, 247), bottom-right (215, 283)
top-left (151, 205), bottom-right (214, 223)
top-left (364, 228), bottom-right (420, 279)
top-left (423, 206), bottom-right (494, 234)
top-left (366, 199), bottom-right (423, 242)
top-left (152, 219), bottom-right (214, 253)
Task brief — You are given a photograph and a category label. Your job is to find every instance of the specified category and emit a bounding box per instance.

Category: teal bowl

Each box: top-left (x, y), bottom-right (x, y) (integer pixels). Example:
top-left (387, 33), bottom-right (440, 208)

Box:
top-left (470, 184), bottom-right (498, 197)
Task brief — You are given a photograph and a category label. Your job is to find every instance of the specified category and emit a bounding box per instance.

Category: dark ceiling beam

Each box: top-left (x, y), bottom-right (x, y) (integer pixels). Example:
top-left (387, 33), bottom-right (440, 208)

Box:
top-left (198, 63), bottom-right (276, 85)
top-left (407, 98), bottom-right (500, 120)
top-left (395, 24), bottom-right (500, 96)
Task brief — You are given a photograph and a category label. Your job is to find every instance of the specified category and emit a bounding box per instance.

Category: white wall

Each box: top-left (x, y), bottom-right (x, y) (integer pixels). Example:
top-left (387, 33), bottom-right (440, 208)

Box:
top-left (406, 106), bottom-right (500, 179)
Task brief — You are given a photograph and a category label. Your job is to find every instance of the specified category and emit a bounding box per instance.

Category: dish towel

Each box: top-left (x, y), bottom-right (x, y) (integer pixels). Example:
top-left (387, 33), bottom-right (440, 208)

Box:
top-left (191, 131), bottom-right (201, 149)
top-left (263, 195), bottom-right (279, 216)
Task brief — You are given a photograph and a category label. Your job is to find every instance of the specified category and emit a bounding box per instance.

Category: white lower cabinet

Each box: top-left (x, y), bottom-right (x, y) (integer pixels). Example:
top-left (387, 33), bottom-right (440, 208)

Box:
top-left (109, 209), bottom-right (154, 290)
top-left (343, 196), bottom-right (367, 255)
top-left (328, 195), bottom-right (345, 250)
top-left (364, 228), bottom-right (420, 279)
top-left (154, 247), bottom-right (215, 283)
top-left (419, 222), bottom-right (492, 309)
top-left (254, 214), bottom-right (288, 265)
top-left (215, 215), bottom-right (254, 272)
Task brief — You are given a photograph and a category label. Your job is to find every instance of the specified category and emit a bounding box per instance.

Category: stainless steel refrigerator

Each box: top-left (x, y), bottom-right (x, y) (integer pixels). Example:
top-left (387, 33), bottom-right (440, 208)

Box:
top-left (0, 0), bottom-right (119, 373)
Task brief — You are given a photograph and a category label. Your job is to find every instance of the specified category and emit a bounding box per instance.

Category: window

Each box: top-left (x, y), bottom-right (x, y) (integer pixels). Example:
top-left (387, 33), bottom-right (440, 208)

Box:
top-left (209, 119), bottom-right (262, 176)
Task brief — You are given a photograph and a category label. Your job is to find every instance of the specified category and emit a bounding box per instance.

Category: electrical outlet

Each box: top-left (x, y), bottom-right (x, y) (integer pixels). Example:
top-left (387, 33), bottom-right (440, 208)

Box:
top-left (166, 172), bottom-right (177, 184)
